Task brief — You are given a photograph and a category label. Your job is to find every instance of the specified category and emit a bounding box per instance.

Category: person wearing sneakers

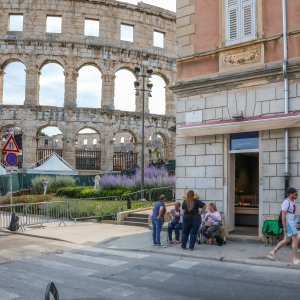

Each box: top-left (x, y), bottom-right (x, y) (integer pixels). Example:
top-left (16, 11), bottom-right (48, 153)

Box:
top-left (151, 195), bottom-right (167, 248)
top-left (167, 202), bottom-right (183, 244)
top-left (267, 187), bottom-right (299, 265)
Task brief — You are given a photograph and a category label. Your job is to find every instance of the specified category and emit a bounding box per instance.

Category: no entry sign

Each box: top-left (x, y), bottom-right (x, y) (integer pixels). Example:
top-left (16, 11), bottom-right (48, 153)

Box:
top-left (5, 153), bottom-right (18, 167)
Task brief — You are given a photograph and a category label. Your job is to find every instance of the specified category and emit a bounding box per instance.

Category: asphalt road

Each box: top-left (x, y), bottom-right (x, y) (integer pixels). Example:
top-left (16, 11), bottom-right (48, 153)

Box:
top-left (0, 235), bottom-right (299, 300)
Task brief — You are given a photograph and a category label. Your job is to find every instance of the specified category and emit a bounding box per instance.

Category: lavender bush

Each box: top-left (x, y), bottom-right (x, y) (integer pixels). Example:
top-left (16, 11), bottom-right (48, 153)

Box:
top-left (100, 167), bottom-right (175, 190)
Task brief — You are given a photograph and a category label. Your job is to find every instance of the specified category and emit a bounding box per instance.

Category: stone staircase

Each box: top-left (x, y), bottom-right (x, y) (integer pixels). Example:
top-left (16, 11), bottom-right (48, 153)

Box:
top-left (121, 213), bottom-right (149, 228)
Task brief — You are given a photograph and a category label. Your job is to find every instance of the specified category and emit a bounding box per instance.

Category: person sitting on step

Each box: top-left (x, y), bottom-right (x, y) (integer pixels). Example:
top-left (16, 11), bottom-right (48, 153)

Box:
top-left (167, 202), bottom-right (183, 244)
top-left (199, 202), bottom-right (222, 245)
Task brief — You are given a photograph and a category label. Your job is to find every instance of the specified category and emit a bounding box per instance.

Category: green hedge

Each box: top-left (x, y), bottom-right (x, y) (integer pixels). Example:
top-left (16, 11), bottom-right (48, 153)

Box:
top-left (56, 187), bottom-right (132, 199)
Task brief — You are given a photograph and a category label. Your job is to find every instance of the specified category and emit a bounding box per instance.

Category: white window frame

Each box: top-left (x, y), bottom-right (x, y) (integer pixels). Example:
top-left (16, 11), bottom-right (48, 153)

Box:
top-left (153, 31), bottom-right (164, 48)
top-left (46, 16), bottom-right (62, 34)
top-left (120, 24), bottom-right (134, 42)
top-left (225, 0), bottom-right (256, 46)
top-left (9, 14), bottom-right (23, 32)
top-left (84, 19), bottom-right (99, 37)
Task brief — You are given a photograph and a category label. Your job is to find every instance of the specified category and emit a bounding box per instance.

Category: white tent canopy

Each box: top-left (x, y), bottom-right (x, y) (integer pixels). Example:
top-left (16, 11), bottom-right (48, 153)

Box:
top-left (27, 153), bottom-right (78, 175)
top-left (0, 163), bottom-right (7, 175)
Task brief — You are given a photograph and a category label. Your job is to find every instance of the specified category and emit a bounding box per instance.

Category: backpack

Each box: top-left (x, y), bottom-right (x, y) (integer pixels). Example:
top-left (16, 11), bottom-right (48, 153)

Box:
top-left (8, 212), bottom-right (20, 232)
top-left (278, 201), bottom-right (290, 228)
top-left (216, 235), bottom-right (224, 246)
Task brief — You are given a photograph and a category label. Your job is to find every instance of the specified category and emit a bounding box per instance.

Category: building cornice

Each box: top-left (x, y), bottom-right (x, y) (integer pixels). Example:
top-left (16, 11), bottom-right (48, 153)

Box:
top-left (171, 60), bottom-right (300, 96)
top-left (177, 30), bottom-right (300, 63)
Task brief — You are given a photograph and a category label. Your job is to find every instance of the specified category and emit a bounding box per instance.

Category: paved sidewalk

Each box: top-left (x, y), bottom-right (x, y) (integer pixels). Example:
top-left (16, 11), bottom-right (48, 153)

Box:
top-left (2, 221), bottom-right (300, 270)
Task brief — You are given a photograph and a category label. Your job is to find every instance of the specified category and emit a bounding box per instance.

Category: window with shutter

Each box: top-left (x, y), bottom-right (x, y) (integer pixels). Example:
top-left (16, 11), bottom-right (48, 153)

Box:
top-left (225, 0), bottom-right (256, 45)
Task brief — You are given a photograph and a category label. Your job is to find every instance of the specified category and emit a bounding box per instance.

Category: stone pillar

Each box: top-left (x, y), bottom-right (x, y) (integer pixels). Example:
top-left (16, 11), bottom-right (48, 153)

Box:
top-left (135, 77), bottom-right (150, 114)
top-left (21, 133), bottom-right (37, 169)
top-left (101, 73), bottom-right (115, 110)
top-left (0, 68), bottom-right (3, 105)
top-left (24, 63), bottom-right (40, 106)
top-left (64, 68), bottom-right (78, 108)
top-left (62, 127), bottom-right (76, 168)
top-left (165, 84), bottom-right (175, 115)
top-left (101, 131), bottom-right (114, 171)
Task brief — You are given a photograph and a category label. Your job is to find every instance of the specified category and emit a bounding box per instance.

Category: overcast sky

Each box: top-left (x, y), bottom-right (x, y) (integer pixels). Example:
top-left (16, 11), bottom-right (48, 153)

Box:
top-left (119, 0), bottom-right (176, 11)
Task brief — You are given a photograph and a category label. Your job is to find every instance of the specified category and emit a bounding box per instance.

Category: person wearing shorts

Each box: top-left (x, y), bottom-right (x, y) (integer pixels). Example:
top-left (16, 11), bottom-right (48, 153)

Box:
top-left (267, 187), bottom-right (299, 265)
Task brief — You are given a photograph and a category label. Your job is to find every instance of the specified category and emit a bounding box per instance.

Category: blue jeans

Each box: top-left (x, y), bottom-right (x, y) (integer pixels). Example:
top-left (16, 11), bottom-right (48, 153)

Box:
top-left (152, 216), bottom-right (163, 245)
top-left (181, 215), bottom-right (201, 249)
top-left (168, 221), bottom-right (182, 241)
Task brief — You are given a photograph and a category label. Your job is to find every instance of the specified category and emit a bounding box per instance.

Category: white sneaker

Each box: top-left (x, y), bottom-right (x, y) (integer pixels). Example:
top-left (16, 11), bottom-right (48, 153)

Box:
top-left (156, 244), bottom-right (166, 248)
top-left (293, 259), bottom-right (300, 265)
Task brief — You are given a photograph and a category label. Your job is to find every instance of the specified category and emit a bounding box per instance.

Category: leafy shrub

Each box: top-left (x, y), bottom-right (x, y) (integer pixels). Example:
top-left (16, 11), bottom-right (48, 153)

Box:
top-left (100, 167), bottom-right (175, 190)
top-left (0, 194), bottom-right (57, 205)
top-left (56, 187), bottom-right (132, 199)
top-left (31, 176), bottom-right (76, 194)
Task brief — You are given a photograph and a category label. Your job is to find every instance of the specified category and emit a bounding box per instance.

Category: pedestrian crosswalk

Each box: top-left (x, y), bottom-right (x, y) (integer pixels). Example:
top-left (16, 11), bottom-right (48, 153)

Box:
top-left (0, 245), bottom-right (203, 300)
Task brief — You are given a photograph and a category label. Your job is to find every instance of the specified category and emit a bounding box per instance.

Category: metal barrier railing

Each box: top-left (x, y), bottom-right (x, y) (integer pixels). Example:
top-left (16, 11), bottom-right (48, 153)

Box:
top-left (0, 201), bottom-right (68, 231)
top-left (68, 196), bottom-right (123, 223)
top-left (149, 186), bottom-right (175, 203)
top-left (120, 189), bottom-right (150, 209)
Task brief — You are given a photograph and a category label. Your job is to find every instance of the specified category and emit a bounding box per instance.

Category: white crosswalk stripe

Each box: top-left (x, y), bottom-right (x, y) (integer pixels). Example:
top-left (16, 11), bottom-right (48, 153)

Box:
top-left (0, 289), bottom-right (18, 300)
top-left (80, 247), bottom-right (149, 259)
top-left (57, 252), bottom-right (127, 266)
top-left (140, 271), bottom-right (174, 282)
top-left (31, 257), bottom-right (98, 276)
top-left (168, 259), bottom-right (200, 269)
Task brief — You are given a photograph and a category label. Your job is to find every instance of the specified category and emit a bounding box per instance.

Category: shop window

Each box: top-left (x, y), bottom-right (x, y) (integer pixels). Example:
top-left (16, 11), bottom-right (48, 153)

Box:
top-left (9, 14), bottom-right (23, 31)
top-left (93, 138), bottom-right (97, 145)
top-left (46, 16), bottom-right (62, 33)
top-left (225, 0), bottom-right (256, 45)
top-left (83, 138), bottom-right (88, 145)
top-left (153, 31), bottom-right (164, 48)
top-left (230, 131), bottom-right (258, 151)
top-left (121, 24), bottom-right (133, 42)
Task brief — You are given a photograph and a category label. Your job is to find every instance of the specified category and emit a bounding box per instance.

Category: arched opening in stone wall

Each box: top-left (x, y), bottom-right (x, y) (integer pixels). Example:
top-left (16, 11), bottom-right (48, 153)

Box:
top-left (75, 128), bottom-right (101, 170)
top-left (77, 65), bottom-right (102, 108)
top-left (39, 63), bottom-right (65, 107)
top-left (113, 130), bottom-right (138, 171)
top-left (0, 126), bottom-right (23, 168)
top-left (148, 132), bottom-right (167, 165)
top-left (114, 69), bottom-right (136, 112)
top-left (37, 126), bottom-right (63, 165)
top-left (3, 61), bottom-right (26, 105)
top-left (149, 75), bottom-right (166, 115)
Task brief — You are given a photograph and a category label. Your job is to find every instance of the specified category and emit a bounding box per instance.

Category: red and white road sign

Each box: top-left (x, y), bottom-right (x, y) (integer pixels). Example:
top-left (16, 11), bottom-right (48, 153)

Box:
top-left (1, 135), bottom-right (20, 153)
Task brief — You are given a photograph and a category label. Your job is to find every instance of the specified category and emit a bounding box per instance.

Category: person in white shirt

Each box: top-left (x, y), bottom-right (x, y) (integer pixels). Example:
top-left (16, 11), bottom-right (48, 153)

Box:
top-left (94, 173), bottom-right (101, 189)
top-left (167, 202), bottom-right (183, 244)
top-left (199, 202), bottom-right (221, 244)
top-left (267, 187), bottom-right (299, 265)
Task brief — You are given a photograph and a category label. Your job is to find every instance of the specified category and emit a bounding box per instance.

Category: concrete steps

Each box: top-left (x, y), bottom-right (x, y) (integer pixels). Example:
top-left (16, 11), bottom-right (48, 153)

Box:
top-left (121, 213), bottom-right (149, 228)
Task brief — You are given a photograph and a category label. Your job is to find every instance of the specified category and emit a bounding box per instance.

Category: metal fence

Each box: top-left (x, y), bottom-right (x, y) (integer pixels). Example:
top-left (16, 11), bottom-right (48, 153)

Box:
top-left (0, 201), bottom-right (68, 231)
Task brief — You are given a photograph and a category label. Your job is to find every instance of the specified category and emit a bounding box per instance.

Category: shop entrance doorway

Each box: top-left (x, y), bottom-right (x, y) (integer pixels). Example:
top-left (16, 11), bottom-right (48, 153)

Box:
top-left (232, 152), bottom-right (259, 236)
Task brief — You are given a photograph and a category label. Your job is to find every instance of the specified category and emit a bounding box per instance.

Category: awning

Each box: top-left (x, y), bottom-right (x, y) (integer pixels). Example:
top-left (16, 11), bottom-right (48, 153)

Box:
top-left (178, 112), bottom-right (300, 137)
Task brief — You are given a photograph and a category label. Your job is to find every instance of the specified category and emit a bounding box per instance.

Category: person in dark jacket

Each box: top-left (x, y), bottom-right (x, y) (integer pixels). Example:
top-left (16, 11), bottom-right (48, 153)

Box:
top-left (181, 190), bottom-right (206, 250)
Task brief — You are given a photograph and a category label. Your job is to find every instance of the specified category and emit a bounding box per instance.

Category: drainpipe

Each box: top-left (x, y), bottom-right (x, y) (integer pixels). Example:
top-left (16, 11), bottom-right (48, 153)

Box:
top-left (282, 0), bottom-right (289, 192)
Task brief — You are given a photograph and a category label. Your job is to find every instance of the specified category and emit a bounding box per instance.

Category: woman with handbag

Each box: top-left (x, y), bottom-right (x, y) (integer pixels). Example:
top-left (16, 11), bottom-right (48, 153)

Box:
top-left (200, 202), bottom-right (221, 244)
top-left (181, 190), bottom-right (206, 250)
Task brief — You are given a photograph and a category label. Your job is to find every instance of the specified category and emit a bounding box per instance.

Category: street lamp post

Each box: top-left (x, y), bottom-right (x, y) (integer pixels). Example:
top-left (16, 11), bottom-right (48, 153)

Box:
top-left (134, 66), bottom-right (153, 193)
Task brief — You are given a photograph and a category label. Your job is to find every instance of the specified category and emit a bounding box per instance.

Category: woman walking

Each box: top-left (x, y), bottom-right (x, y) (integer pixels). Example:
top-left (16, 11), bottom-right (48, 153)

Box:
top-left (151, 195), bottom-right (167, 247)
top-left (181, 190), bottom-right (206, 250)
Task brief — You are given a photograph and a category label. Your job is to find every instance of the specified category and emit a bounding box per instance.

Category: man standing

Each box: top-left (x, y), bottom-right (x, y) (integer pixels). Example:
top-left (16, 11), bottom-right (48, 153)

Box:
top-left (267, 187), bottom-right (299, 265)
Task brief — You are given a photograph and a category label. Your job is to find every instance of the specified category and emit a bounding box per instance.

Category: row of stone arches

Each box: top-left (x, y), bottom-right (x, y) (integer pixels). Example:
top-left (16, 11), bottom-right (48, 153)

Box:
top-left (0, 125), bottom-right (172, 172)
top-left (1, 61), bottom-right (168, 115)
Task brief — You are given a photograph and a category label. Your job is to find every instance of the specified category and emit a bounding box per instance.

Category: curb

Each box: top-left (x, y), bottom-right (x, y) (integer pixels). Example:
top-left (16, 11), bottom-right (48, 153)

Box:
top-left (100, 246), bottom-right (300, 270)
top-left (0, 229), bottom-right (75, 244)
